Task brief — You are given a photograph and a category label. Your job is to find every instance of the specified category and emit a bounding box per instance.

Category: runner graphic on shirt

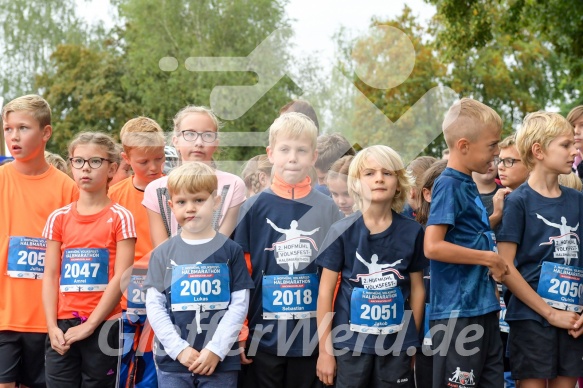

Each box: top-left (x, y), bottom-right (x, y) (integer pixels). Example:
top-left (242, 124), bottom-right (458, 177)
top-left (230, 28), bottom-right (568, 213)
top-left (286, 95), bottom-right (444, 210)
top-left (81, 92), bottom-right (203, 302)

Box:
top-left (351, 251), bottom-right (403, 290)
top-left (265, 218), bottom-right (320, 274)
top-left (537, 214), bottom-right (579, 265)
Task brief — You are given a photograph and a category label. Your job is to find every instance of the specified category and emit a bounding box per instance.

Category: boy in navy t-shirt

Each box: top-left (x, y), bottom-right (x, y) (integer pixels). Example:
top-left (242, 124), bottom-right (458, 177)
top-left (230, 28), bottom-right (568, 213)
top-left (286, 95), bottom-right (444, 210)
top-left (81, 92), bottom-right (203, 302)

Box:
top-left (497, 112), bottom-right (583, 387)
top-left (424, 98), bottom-right (509, 388)
top-left (234, 113), bottom-right (341, 388)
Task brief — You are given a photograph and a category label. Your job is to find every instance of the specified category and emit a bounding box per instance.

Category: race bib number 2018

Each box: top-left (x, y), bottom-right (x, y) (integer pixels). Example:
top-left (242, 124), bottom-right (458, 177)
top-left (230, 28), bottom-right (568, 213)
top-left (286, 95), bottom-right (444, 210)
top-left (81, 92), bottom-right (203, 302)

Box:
top-left (262, 273), bottom-right (318, 320)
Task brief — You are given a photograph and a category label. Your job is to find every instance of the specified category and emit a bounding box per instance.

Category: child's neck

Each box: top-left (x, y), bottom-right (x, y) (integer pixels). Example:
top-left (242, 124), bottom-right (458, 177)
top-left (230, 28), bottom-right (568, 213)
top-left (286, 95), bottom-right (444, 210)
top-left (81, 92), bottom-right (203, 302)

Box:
top-left (12, 157), bottom-right (50, 176)
top-left (180, 228), bottom-right (216, 241)
top-left (362, 201), bottom-right (394, 234)
top-left (474, 179), bottom-right (497, 194)
top-left (528, 168), bottom-right (562, 198)
top-left (76, 189), bottom-right (111, 215)
top-left (132, 175), bottom-right (155, 191)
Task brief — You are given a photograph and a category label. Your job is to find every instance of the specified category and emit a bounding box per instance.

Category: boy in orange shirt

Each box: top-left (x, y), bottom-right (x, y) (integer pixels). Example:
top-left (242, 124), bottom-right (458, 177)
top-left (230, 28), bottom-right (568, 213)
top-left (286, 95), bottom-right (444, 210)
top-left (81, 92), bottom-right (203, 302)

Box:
top-left (0, 95), bottom-right (77, 388)
top-left (109, 117), bottom-right (166, 387)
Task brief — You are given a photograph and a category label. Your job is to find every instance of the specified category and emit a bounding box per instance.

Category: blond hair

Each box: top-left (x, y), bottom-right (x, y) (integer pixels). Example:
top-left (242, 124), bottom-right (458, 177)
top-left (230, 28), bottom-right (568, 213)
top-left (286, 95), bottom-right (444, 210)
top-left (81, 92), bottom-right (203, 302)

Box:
top-left (2, 94), bottom-right (51, 128)
top-left (348, 145), bottom-right (412, 213)
top-left (442, 98), bottom-right (502, 148)
top-left (407, 156), bottom-right (437, 188)
top-left (559, 172), bottom-right (582, 191)
top-left (567, 106), bottom-right (583, 127)
top-left (327, 155), bottom-right (354, 182)
top-left (268, 112), bottom-right (318, 150)
top-left (44, 151), bottom-right (68, 175)
top-left (167, 162), bottom-right (218, 197)
top-left (173, 106), bottom-right (221, 135)
top-left (120, 117), bottom-right (165, 155)
top-left (241, 154), bottom-right (273, 195)
top-left (499, 134), bottom-right (517, 149)
top-left (516, 112), bottom-right (573, 171)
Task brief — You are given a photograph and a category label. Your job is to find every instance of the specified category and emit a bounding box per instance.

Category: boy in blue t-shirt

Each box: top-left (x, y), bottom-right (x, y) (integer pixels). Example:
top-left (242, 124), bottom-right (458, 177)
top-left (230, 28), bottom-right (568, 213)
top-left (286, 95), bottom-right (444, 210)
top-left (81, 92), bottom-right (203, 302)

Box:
top-left (234, 112), bottom-right (341, 388)
top-left (424, 98), bottom-right (509, 388)
top-left (497, 112), bottom-right (583, 387)
top-left (144, 162), bottom-right (254, 387)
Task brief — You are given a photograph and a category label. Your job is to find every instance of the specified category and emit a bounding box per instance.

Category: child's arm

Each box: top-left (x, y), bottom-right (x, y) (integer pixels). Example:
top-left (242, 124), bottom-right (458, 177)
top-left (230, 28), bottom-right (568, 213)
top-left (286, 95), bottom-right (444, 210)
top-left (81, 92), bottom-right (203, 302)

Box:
top-left (498, 241), bottom-right (580, 329)
top-left (409, 271), bottom-right (425, 333)
top-left (145, 287), bottom-right (200, 366)
top-left (424, 225), bottom-right (509, 281)
top-left (191, 289), bottom-right (250, 375)
top-left (316, 268), bottom-right (338, 386)
top-left (146, 208), bottom-right (169, 248)
top-left (63, 238), bottom-right (135, 345)
top-left (42, 239), bottom-right (70, 355)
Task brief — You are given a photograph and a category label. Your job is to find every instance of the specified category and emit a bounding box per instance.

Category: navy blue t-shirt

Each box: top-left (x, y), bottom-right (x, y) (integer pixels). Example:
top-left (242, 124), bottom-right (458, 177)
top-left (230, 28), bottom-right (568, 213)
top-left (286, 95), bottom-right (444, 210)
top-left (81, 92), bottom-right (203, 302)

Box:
top-left (144, 233), bottom-right (254, 373)
top-left (426, 167), bottom-right (500, 319)
top-left (233, 188), bottom-right (342, 356)
top-left (497, 183), bottom-right (583, 325)
top-left (317, 211), bottom-right (428, 354)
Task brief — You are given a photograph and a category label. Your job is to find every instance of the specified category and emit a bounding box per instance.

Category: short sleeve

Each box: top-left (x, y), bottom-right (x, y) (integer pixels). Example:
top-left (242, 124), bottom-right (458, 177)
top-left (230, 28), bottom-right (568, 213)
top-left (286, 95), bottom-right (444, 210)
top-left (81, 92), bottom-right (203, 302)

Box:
top-left (144, 247), bottom-right (167, 293)
top-left (113, 204), bottom-right (137, 241)
top-left (426, 177), bottom-right (457, 227)
top-left (43, 209), bottom-right (64, 242)
top-left (233, 201), bottom-right (252, 253)
top-left (317, 225), bottom-right (345, 273)
top-left (496, 195), bottom-right (524, 244)
top-left (142, 177), bottom-right (167, 214)
top-left (407, 227), bottom-right (429, 273)
top-left (226, 175), bottom-right (246, 209)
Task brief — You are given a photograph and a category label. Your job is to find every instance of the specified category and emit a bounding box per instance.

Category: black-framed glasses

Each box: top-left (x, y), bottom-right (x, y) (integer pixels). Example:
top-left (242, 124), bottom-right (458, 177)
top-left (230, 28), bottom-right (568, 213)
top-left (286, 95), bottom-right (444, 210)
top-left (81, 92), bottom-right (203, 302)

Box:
top-left (69, 157), bottom-right (111, 169)
top-left (495, 157), bottom-right (521, 168)
top-left (180, 131), bottom-right (218, 143)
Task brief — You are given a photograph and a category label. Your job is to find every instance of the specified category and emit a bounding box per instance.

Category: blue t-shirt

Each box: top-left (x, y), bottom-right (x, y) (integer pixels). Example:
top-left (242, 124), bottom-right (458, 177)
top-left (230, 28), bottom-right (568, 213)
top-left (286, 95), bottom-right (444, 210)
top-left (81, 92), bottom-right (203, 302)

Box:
top-left (497, 182), bottom-right (583, 325)
top-left (233, 188), bottom-right (342, 356)
top-left (426, 167), bottom-right (500, 319)
top-left (144, 233), bottom-right (254, 373)
top-left (317, 211), bottom-right (428, 354)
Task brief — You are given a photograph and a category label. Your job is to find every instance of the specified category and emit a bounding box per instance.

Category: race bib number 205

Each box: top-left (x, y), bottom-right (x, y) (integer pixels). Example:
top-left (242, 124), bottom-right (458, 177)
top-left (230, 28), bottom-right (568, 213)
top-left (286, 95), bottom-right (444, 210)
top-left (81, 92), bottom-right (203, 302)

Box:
top-left (7, 236), bottom-right (46, 279)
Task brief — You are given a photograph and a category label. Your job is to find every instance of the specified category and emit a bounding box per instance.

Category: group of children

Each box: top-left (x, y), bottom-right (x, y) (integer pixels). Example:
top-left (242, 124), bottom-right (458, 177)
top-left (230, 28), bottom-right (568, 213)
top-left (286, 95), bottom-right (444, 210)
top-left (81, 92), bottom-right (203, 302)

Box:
top-left (1, 93), bottom-right (583, 388)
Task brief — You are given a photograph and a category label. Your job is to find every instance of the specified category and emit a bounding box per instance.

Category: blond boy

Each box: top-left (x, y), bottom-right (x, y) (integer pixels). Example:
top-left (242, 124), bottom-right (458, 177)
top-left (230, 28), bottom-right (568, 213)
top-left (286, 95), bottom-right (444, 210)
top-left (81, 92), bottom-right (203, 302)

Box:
top-left (497, 112), bottom-right (583, 387)
top-left (108, 116), bottom-right (166, 388)
top-left (424, 98), bottom-right (508, 387)
top-left (0, 95), bottom-right (77, 388)
top-left (234, 113), bottom-right (342, 388)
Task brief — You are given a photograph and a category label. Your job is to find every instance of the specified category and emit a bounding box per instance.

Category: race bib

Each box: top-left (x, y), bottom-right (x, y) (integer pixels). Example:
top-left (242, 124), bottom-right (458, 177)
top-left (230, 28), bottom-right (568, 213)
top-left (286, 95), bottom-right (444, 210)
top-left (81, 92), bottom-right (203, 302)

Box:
top-left (262, 273), bottom-right (318, 320)
top-left (60, 248), bottom-right (109, 292)
top-left (537, 262), bottom-right (583, 312)
top-left (498, 284), bottom-right (509, 333)
top-left (127, 268), bottom-right (147, 315)
top-left (423, 303), bottom-right (432, 346)
top-left (7, 236), bottom-right (46, 279)
top-left (350, 287), bottom-right (404, 335)
top-left (485, 231), bottom-right (497, 253)
top-left (170, 263), bottom-right (230, 312)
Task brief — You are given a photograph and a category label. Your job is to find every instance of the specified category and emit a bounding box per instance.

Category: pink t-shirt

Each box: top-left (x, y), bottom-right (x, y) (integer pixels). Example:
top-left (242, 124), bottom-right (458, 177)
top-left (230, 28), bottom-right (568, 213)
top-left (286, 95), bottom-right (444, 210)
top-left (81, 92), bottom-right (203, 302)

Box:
top-left (142, 169), bottom-right (246, 237)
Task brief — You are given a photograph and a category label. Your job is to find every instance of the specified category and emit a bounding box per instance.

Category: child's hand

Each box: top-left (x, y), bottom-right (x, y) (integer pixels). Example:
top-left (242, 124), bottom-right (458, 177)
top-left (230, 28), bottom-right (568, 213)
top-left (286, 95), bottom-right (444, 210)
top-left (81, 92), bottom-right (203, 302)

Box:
top-left (48, 326), bottom-right (70, 355)
top-left (486, 252), bottom-right (509, 282)
top-left (190, 348), bottom-right (220, 375)
top-left (177, 346), bottom-right (199, 368)
top-left (567, 313), bottom-right (583, 337)
top-left (63, 322), bottom-right (95, 345)
top-left (547, 309), bottom-right (580, 330)
top-left (316, 352), bottom-right (336, 386)
top-left (239, 339), bottom-right (253, 365)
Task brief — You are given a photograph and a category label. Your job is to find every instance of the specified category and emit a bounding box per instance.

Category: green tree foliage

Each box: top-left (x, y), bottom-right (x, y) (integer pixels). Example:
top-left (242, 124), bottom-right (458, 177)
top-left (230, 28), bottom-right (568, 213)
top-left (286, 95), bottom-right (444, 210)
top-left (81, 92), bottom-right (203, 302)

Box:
top-left (0, 0), bottom-right (88, 98)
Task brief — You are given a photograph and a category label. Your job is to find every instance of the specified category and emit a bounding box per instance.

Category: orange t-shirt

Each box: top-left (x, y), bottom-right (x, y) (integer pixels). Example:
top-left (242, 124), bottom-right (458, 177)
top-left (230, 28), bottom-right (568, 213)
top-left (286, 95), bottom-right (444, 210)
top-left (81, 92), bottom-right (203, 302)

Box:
top-left (0, 163), bottom-right (78, 333)
top-left (109, 176), bottom-right (153, 309)
top-left (43, 201), bottom-right (136, 320)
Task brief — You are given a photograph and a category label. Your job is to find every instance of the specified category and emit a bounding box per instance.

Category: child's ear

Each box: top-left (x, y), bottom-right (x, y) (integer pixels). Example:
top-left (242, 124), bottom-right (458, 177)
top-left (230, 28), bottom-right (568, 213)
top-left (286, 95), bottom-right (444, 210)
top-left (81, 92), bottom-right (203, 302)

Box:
top-left (121, 151), bottom-right (131, 165)
top-left (457, 138), bottom-right (470, 154)
top-left (266, 146), bottom-right (274, 163)
top-left (108, 161), bottom-right (119, 178)
top-left (422, 187), bottom-right (432, 203)
top-left (311, 149), bottom-right (318, 165)
top-left (42, 125), bottom-right (52, 142)
top-left (168, 199), bottom-right (174, 211)
top-left (532, 142), bottom-right (544, 160)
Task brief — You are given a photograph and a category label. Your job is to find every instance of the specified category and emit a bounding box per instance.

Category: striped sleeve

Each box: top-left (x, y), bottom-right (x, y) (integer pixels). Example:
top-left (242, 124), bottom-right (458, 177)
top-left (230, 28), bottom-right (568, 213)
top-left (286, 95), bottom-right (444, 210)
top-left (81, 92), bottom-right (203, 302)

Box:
top-left (42, 204), bottom-right (72, 241)
top-left (112, 203), bottom-right (137, 241)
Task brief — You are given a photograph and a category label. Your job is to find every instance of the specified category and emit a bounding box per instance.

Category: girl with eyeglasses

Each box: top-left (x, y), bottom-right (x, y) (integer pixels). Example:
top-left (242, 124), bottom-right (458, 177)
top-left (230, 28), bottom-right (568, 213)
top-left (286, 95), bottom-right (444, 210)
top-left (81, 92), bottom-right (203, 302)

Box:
top-left (42, 132), bottom-right (137, 387)
top-left (143, 106), bottom-right (246, 247)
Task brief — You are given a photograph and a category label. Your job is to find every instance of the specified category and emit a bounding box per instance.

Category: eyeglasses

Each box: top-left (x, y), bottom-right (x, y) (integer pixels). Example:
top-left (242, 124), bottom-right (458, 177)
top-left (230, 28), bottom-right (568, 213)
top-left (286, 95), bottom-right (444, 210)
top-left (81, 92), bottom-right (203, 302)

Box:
top-left (69, 157), bottom-right (112, 169)
top-left (494, 157), bottom-right (521, 168)
top-left (180, 131), bottom-right (218, 143)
